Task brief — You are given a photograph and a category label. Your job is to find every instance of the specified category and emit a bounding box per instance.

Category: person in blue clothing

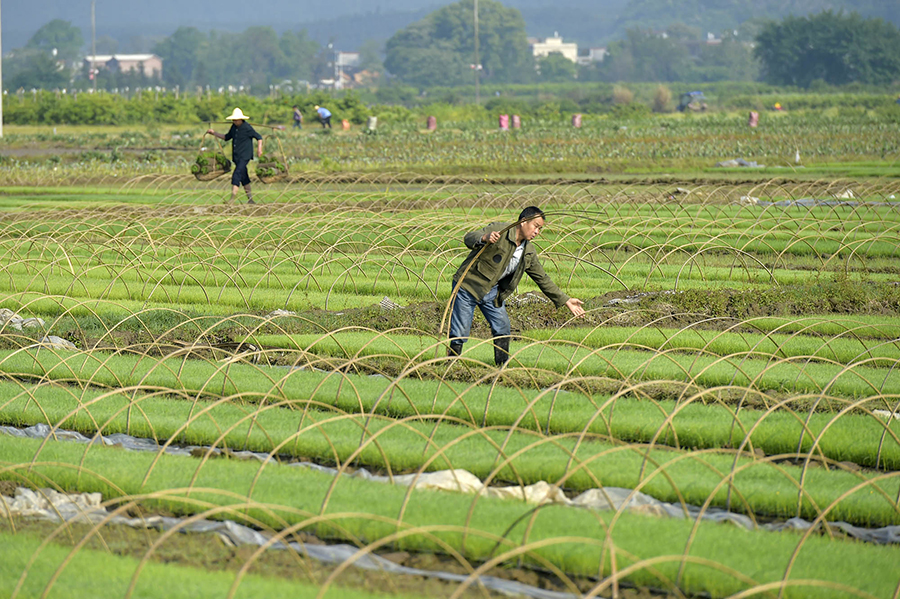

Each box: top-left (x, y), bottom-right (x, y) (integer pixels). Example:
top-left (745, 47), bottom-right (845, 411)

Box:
top-left (314, 105), bottom-right (332, 129)
top-left (206, 107), bottom-right (263, 205)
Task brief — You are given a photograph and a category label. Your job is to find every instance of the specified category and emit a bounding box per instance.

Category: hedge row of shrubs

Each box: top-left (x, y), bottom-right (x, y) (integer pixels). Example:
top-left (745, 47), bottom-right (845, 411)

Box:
top-left (1, 91), bottom-right (380, 126)
top-left (2, 84), bottom-right (897, 126)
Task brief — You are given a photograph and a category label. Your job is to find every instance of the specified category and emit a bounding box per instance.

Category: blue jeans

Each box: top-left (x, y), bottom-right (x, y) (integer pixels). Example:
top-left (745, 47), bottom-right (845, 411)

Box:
top-left (449, 286), bottom-right (510, 344)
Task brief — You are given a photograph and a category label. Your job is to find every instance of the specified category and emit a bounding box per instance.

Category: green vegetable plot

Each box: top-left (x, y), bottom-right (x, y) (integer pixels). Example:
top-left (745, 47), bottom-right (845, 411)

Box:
top-left (2, 175), bottom-right (900, 598)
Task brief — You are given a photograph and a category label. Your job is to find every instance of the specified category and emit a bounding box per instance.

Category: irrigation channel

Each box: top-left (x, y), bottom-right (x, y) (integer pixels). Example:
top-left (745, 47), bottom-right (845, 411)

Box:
top-left (1, 173), bottom-right (900, 599)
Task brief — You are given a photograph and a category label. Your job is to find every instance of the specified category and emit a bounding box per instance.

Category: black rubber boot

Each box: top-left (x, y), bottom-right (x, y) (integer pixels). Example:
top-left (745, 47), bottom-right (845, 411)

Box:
top-left (448, 340), bottom-right (464, 357)
top-left (493, 336), bottom-right (510, 367)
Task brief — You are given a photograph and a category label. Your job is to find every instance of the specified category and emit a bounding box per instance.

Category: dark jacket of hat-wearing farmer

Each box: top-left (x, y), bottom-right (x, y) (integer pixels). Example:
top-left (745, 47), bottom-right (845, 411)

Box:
top-left (206, 107), bottom-right (263, 205)
top-left (448, 207), bottom-right (585, 366)
top-left (225, 121), bottom-right (262, 162)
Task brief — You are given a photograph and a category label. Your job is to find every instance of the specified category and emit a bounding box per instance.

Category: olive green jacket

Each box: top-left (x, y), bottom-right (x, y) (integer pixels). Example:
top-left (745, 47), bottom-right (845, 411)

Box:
top-left (452, 222), bottom-right (570, 308)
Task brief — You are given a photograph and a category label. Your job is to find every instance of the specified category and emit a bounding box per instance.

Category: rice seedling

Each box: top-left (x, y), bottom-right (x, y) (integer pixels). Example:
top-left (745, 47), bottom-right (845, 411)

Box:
top-left (1, 172), bottom-right (899, 598)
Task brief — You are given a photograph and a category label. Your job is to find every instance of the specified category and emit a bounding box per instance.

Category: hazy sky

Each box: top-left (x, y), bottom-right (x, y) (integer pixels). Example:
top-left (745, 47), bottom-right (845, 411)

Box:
top-left (4, 0), bottom-right (890, 56)
top-left (2, 0), bottom-right (634, 53)
top-left (3, 0), bottom-right (442, 52)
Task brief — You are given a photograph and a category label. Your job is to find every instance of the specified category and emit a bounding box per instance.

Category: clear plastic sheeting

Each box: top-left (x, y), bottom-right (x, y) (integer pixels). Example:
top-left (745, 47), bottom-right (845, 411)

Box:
top-left (27, 335), bottom-right (79, 350)
top-left (0, 308), bottom-right (45, 331)
top-left (0, 486), bottom-right (580, 599)
top-left (715, 158), bottom-right (764, 168)
top-left (754, 198), bottom-right (900, 207)
top-left (4, 422), bottom-right (900, 545)
top-left (0, 423), bottom-right (268, 461)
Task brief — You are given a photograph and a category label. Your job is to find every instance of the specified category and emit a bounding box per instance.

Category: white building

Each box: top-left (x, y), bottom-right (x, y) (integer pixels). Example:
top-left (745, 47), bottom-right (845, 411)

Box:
top-left (530, 32), bottom-right (578, 63)
top-left (577, 47), bottom-right (607, 65)
top-left (336, 51), bottom-right (360, 69)
top-left (83, 54), bottom-right (163, 79)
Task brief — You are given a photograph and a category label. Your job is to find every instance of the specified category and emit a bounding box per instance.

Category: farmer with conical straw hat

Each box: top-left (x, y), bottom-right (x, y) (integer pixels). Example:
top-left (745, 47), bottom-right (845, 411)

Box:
top-left (206, 107), bottom-right (263, 205)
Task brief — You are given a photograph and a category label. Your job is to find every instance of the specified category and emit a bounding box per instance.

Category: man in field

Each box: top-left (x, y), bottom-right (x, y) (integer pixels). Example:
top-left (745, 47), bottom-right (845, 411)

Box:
top-left (448, 206), bottom-right (586, 366)
top-left (314, 105), bottom-right (332, 129)
top-left (206, 107), bottom-right (263, 205)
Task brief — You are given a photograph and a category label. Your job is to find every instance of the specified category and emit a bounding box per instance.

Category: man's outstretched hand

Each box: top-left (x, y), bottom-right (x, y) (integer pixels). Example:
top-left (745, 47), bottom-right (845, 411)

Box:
top-left (566, 298), bottom-right (586, 318)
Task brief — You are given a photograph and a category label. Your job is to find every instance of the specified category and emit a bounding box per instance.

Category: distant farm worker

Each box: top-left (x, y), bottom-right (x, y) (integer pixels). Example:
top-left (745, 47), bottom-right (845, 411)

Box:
top-left (206, 107), bottom-right (263, 205)
top-left (448, 206), bottom-right (586, 366)
top-left (314, 105), bottom-right (332, 129)
top-left (292, 105), bottom-right (303, 129)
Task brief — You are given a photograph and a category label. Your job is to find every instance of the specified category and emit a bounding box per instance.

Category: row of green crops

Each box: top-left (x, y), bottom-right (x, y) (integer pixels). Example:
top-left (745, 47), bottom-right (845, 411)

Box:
top-left (0, 183), bottom-right (897, 317)
top-left (243, 330), bottom-right (898, 397)
top-left (2, 376), bottom-right (899, 524)
top-left (1, 529), bottom-right (397, 599)
top-left (1, 340), bottom-right (899, 512)
top-left (3, 106), bottom-right (900, 175)
top-left (3, 176), bottom-right (900, 599)
top-left (5, 433), bottom-right (900, 599)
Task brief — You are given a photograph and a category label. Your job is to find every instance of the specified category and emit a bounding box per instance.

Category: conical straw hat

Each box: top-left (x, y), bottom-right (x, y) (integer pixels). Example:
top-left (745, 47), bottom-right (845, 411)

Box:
top-left (225, 107), bottom-right (250, 120)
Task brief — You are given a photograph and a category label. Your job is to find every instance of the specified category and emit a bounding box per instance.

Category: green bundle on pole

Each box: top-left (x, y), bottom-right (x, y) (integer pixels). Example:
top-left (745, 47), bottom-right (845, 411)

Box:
top-left (191, 131), bottom-right (232, 181)
top-left (255, 134), bottom-right (289, 184)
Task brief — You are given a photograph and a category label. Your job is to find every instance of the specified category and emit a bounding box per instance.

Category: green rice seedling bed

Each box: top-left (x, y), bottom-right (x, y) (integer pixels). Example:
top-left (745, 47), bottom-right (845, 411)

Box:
top-left (2, 247), bottom-right (897, 320)
top-left (723, 315), bottom-right (900, 339)
top-left (0, 529), bottom-right (388, 599)
top-left (3, 199), bottom-right (897, 259)
top-left (0, 233), bottom-right (891, 290)
top-left (240, 330), bottom-right (900, 465)
top-left (1, 375), bottom-right (899, 526)
top-left (4, 216), bottom-right (896, 269)
top-left (245, 331), bottom-right (899, 398)
top-left (3, 341), bottom-right (899, 462)
top-left (520, 325), bottom-right (900, 364)
top-left (2, 434), bottom-right (899, 599)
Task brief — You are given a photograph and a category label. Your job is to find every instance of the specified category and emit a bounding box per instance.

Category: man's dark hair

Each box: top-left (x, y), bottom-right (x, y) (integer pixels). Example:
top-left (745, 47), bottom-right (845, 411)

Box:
top-left (518, 206), bottom-right (545, 222)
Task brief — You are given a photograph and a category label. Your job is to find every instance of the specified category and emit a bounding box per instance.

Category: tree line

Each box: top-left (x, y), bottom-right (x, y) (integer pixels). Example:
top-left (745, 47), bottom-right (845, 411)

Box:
top-left (2, 3), bottom-right (898, 93)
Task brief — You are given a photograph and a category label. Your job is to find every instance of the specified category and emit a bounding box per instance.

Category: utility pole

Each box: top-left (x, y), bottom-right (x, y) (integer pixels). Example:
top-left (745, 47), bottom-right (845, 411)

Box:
top-left (0, 0), bottom-right (4, 138)
top-left (473, 0), bottom-right (479, 105)
top-left (91, 0), bottom-right (96, 93)
top-left (335, 46), bottom-right (342, 89)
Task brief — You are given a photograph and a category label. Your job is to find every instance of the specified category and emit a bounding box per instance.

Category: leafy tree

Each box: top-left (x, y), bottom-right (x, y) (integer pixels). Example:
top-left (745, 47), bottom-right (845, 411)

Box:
top-left (232, 26), bottom-right (286, 88)
top-left (665, 22), bottom-right (702, 42)
top-left (6, 50), bottom-right (71, 90)
top-left (537, 53), bottom-right (576, 82)
top-left (153, 27), bottom-right (205, 87)
top-left (26, 19), bottom-right (84, 63)
top-left (310, 42), bottom-right (340, 84)
top-left (387, 41), bottom-right (469, 87)
top-left (198, 31), bottom-right (234, 88)
top-left (755, 11), bottom-right (900, 86)
top-left (596, 28), bottom-right (692, 82)
top-left (94, 36), bottom-right (119, 55)
top-left (694, 33), bottom-right (759, 81)
top-left (614, 0), bottom-right (900, 46)
top-left (151, 27), bottom-right (322, 90)
top-left (279, 30), bottom-right (319, 81)
top-left (358, 39), bottom-right (385, 74)
top-left (385, 0), bottom-right (533, 87)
